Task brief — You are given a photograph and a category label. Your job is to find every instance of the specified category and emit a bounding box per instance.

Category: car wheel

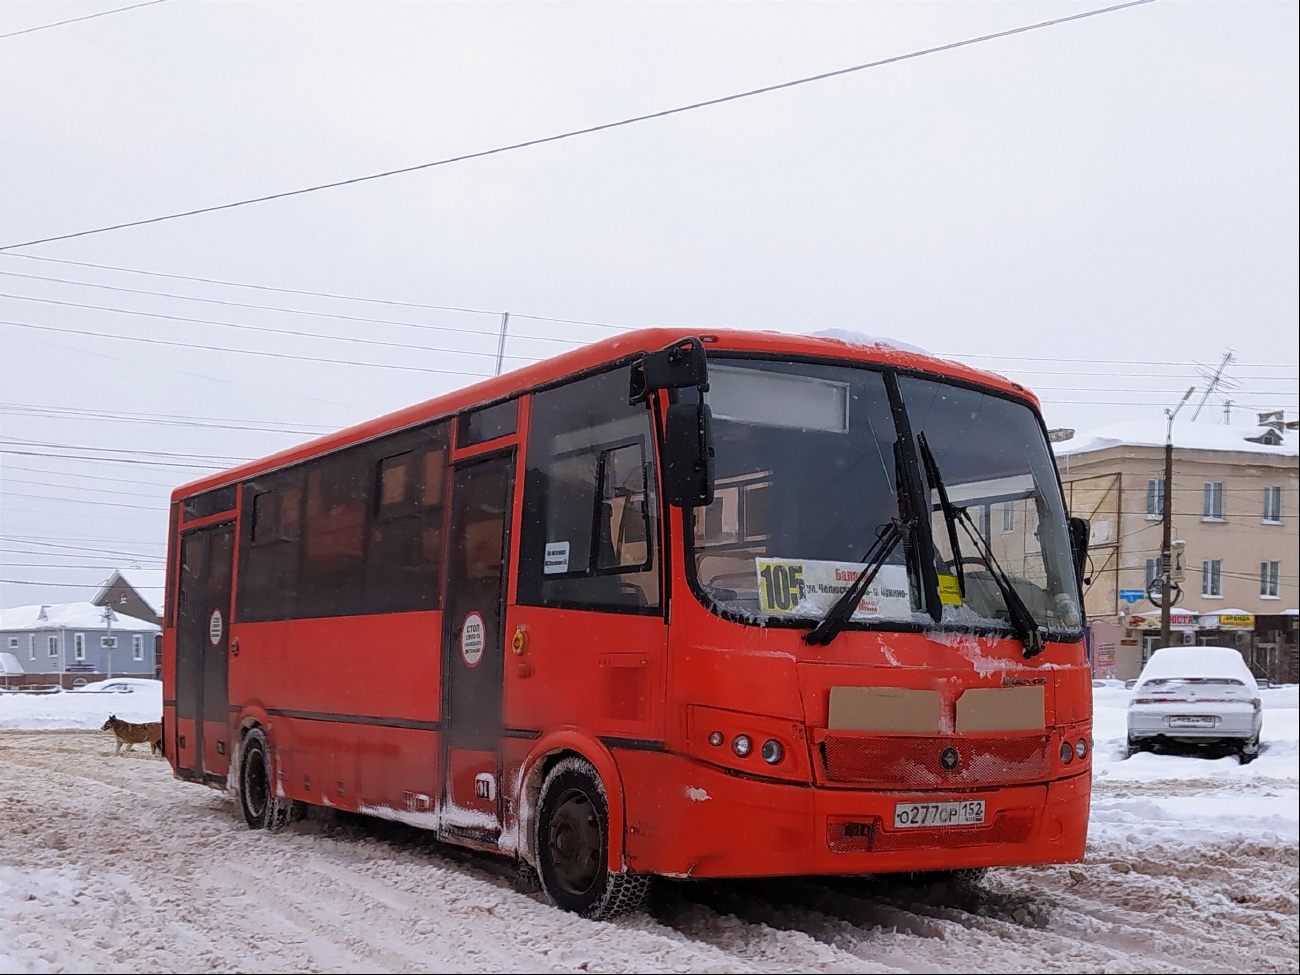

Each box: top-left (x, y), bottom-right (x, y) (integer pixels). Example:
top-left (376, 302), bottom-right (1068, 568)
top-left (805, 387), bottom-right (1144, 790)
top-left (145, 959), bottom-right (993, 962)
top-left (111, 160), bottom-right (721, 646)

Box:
top-left (239, 728), bottom-right (291, 831)
top-left (1238, 735), bottom-right (1260, 764)
top-left (535, 756), bottom-right (648, 919)
top-left (1125, 735), bottom-right (1145, 758)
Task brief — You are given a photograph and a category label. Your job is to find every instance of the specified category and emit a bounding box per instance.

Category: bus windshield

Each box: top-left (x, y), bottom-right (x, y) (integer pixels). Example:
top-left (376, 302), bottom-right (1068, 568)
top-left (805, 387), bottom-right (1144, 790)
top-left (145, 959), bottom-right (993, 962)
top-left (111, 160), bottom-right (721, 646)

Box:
top-left (690, 357), bottom-right (1082, 638)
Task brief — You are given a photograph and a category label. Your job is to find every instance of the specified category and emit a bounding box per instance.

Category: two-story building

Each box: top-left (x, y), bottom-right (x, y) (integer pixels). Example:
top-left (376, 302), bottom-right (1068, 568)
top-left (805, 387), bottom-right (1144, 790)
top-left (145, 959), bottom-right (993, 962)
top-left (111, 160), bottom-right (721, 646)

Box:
top-left (0, 602), bottom-right (161, 688)
top-left (1056, 413), bottom-right (1298, 682)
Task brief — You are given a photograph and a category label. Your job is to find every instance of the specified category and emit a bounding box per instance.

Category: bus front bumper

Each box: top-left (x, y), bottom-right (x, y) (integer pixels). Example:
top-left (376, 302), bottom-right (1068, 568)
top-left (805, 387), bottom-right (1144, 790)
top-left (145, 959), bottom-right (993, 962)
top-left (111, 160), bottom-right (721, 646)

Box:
top-left (618, 750), bottom-right (1090, 879)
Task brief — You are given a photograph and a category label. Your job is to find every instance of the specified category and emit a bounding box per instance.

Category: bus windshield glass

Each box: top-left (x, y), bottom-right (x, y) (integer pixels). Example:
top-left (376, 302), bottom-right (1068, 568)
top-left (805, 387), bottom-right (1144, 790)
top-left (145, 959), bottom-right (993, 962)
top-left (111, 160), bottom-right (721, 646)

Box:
top-left (690, 358), bottom-right (1082, 637)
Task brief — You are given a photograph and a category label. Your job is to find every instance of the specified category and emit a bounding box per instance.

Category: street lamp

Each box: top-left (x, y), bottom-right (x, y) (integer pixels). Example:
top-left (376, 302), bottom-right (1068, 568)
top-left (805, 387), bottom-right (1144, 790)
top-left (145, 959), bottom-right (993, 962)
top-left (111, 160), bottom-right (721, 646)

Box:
top-left (1160, 387), bottom-right (1195, 649)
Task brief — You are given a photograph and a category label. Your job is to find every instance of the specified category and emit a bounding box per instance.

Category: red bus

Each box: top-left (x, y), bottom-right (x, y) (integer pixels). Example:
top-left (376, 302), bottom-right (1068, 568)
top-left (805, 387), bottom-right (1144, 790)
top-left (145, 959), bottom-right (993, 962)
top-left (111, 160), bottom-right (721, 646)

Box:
top-left (163, 328), bottom-right (1093, 919)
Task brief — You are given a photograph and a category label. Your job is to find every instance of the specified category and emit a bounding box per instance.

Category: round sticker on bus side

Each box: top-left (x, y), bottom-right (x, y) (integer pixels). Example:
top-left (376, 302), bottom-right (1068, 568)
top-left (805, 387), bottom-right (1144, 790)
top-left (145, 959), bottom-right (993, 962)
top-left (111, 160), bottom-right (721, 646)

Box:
top-left (460, 612), bottom-right (485, 667)
top-left (208, 609), bottom-right (223, 647)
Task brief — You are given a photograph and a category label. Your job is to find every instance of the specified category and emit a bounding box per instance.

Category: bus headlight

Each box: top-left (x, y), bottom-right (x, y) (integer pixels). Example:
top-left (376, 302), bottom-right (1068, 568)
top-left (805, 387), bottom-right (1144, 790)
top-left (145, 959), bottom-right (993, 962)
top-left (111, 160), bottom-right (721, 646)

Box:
top-left (761, 739), bottom-right (784, 765)
top-left (732, 734), bottom-right (752, 758)
top-left (1059, 740), bottom-right (1074, 764)
top-left (708, 731), bottom-right (724, 747)
top-left (1075, 738), bottom-right (1088, 760)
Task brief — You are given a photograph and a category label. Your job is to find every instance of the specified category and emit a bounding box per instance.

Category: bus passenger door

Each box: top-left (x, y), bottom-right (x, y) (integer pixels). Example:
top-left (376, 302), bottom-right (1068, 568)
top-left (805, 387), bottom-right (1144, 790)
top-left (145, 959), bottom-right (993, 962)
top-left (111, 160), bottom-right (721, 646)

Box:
top-left (174, 523), bottom-right (234, 785)
top-left (440, 452), bottom-right (514, 842)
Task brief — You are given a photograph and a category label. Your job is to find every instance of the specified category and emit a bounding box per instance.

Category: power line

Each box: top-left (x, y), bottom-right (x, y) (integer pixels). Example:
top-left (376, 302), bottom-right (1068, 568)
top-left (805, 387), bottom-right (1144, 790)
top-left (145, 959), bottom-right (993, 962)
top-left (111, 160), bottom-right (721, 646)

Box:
top-left (0, 0), bottom-right (167, 41)
top-left (0, 270), bottom-right (583, 347)
top-left (0, 292), bottom-right (539, 361)
top-left (1, 490), bottom-right (164, 512)
top-left (0, 319), bottom-right (498, 379)
top-left (1, 0), bottom-right (1156, 251)
top-left (1, 474), bottom-right (169, 500)
top-left (0, 403), bottom-right (332, 437)
top-left (0, 436), bottom-right (251, 464)
top-left (4, 254), bottom-right (1296, 373)
top-left (0, 446), bottom-right (225, 471)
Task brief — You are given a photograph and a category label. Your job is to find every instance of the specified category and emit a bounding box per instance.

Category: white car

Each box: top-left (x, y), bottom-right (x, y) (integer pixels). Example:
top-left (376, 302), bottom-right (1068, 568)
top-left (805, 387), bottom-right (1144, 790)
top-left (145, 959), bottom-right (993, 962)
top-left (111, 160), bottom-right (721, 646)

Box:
top-left (70, 677), bottom-right (160, 694)
top-left (1127, 647), bottom-right (1262, 762)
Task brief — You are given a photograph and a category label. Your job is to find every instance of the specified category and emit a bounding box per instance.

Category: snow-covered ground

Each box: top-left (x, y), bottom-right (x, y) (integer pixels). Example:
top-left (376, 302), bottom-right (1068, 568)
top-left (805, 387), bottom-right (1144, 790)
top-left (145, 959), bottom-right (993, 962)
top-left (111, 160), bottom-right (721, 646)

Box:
top-left (1, 686), bottom-right (1296, 973)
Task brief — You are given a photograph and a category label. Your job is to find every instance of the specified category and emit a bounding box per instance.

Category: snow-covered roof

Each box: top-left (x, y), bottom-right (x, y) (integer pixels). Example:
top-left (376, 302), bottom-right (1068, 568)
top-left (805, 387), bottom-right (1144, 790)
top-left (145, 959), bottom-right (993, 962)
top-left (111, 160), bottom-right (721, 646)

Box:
top-left (1056, 418), bottom-right (1298, 457)
top-left (0, 602), bottom-right (161, 633)
top-left (808, 328), bottom-right (930, 355)
top-left (1138, 645), bottom-right (1256, 683)
top-left (93, 568), bottom-right (166, 616)
top-left (0, 652), bottom-right (24, 675)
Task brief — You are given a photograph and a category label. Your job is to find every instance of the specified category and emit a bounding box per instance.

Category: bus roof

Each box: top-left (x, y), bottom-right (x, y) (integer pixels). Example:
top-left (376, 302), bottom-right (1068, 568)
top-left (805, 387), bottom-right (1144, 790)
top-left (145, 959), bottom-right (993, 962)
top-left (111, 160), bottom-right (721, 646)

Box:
top-left (170, 327), bottom-right (1037, 502)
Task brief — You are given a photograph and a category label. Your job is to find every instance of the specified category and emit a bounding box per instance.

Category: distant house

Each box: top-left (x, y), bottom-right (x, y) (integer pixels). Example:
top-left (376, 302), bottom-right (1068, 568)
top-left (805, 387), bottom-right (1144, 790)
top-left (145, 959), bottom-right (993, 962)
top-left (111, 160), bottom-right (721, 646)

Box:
top-left (0, 602), bottom-right (161, 688)
top-left (92, 568), bottom-right (166, 625)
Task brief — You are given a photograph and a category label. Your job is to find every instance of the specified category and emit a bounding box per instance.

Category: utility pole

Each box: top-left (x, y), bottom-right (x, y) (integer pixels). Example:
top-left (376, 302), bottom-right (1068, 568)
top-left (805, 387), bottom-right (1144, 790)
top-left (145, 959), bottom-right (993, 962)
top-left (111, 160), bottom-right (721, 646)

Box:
top-left (1161, 387), bottom-right (1195, 649)
top-left (103, 605), bottom-right (114, 680)
top-left (494, 312), bottom-right (510, 377)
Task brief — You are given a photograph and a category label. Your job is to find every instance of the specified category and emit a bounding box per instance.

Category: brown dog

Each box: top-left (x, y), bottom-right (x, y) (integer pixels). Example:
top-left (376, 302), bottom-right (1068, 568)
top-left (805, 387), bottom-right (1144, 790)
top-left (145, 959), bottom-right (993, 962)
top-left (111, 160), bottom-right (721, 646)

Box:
top-left (101, 714), bottom-right (164, 756)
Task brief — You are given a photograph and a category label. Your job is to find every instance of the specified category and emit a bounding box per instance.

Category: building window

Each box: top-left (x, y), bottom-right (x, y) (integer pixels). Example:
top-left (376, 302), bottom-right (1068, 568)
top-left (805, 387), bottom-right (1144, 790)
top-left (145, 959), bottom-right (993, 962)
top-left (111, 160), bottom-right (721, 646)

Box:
top-left (1141, 634), bottom-right (1161, 663)
top-left (1001, 503), bottom-right (1015, 533)
top-left (1145, 558), bottom-right (1161, 590)
top-left (29, 635), bottom-right (35, 662)
top-left (1263, 485), bottom-right (1282, 523)
top-left (1261, 561), bottom-right (1280, 598)
top-left (6, 637), bottom-right (16, 651)
top-left (1201, 559), bottom-right (1222, 598)
top-left (1146, 478), bottom-right (1165, 519)
top-left (48, 635), bottom-right (58, 658)
top-left (74, 633), bottom-right (85, 661)
top-left (1203, 482), bottom-right (1224, 520)
top-left (119, 591), bottom-right (128, 605)
top-left (133, 634), bottom-right (144, 661)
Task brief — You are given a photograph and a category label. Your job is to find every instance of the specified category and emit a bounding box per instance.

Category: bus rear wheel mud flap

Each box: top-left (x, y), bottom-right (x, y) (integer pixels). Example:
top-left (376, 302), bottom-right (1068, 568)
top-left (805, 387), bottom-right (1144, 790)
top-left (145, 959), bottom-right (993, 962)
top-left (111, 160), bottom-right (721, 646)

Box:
top-left (535, 756), bottom-right (648, 919)
top-left (239, 727), bottom-right (291, 832)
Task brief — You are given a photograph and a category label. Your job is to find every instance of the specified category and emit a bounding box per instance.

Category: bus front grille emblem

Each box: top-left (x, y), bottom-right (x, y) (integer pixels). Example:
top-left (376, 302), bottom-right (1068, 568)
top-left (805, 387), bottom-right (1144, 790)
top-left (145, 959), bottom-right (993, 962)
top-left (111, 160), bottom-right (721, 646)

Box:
top-left (940, 747), bottom-right (960, 772)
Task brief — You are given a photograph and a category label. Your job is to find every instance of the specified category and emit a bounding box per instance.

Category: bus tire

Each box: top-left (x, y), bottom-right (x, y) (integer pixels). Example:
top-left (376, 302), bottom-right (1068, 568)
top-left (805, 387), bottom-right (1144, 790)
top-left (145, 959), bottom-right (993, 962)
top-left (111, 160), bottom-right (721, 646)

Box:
top-left (535, 756), bottom-right (648, 920)
top-left (239, 727), bottom-right (290, 832)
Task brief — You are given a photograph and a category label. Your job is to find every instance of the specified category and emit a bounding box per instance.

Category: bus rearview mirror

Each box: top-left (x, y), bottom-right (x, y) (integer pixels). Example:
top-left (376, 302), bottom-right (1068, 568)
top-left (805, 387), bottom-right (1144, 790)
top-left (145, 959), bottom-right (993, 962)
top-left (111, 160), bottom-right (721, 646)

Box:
top-left (664, 403), bottom-right (715, 508)
top-left (1068, 516), bottom-right (1090, 586)
top-left (629, 337), bottom-right (708, 404)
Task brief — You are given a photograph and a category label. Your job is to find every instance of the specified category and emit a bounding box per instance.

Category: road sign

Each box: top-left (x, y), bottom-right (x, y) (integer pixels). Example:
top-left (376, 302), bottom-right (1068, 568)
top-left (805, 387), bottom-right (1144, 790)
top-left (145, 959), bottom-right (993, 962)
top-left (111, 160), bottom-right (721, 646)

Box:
top-left (1119, 590), bottom-right (1145, 604)
top-left (100, 636), bottom-right (117, 649)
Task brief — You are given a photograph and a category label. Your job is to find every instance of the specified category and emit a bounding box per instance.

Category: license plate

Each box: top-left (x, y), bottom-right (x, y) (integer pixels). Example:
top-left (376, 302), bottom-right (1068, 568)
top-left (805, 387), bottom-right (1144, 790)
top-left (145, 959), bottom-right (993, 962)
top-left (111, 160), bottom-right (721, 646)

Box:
top-left (1168, 715), bottom-right (1216, 728)
top-left (893, 799), bottom-right (986, 829)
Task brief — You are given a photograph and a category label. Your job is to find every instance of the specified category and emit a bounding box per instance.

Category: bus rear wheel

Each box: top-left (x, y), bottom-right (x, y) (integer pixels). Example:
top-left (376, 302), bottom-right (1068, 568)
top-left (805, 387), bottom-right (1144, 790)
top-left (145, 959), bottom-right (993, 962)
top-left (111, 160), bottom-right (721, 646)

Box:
top-left (535, 756), bottom-right (648, 920)
top-left (239, 728), bottom-right (291, 831)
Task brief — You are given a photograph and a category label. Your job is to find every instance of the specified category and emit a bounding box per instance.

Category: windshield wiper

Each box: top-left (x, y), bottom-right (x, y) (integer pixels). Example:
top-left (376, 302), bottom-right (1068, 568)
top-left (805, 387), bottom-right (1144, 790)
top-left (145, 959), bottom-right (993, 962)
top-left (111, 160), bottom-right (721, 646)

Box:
top-left (803, 518), bottom-right (906, 647)
top-left (918, 433), bottom-right (965, 602)
top-left (917, 437), bottom-right (1045, 659)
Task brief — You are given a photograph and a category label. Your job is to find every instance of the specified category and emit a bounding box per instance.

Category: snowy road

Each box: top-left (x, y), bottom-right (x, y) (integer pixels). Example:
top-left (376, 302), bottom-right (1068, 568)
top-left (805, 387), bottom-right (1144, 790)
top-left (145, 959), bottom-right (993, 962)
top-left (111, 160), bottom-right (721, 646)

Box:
top-left (2, 726), bottom-right (1296, 974)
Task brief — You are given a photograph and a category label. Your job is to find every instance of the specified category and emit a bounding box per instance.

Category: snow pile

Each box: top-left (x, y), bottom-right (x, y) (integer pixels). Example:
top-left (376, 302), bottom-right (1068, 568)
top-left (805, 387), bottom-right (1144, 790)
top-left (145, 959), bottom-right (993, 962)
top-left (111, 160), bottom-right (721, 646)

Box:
top-left (1089, 684), bottom-right (1299, 849)
top-left (0, 682), bottom-right (162, 730)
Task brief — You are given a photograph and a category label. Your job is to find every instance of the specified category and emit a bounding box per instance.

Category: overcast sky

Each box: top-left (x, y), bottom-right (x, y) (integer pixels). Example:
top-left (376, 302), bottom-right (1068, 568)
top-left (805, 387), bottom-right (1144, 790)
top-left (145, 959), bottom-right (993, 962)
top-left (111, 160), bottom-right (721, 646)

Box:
top-left (1, 0), bottom-right (1296, 608)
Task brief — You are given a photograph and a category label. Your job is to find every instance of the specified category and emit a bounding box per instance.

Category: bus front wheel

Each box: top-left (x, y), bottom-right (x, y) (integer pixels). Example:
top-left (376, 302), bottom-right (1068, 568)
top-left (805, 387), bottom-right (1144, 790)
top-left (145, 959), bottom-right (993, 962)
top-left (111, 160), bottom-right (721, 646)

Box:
top-left (535, 756), bottom-right (648, 919)
top-left (239, 727), bottom-right (291, 831)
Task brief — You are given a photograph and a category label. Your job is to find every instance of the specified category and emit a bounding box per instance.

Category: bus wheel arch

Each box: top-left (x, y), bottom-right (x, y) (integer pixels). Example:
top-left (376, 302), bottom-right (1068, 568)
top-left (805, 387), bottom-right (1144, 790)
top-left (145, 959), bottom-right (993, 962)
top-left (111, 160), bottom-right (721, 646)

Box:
top-left (516, 735), bottom-right (628, 874)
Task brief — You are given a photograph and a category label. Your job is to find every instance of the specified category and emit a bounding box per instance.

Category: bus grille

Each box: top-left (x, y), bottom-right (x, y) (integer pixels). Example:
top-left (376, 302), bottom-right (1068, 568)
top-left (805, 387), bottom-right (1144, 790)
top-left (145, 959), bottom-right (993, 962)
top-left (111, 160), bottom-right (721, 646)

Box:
top-left (826, 810), bottom-right (1035, 853)
top-left (821, 734), bottom-right (1050, 787)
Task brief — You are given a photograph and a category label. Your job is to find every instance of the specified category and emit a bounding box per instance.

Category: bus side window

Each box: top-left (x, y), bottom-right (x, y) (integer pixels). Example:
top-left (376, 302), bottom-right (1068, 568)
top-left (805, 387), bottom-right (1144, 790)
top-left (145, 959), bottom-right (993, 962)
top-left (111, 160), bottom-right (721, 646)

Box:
top-left (519, 369), bottom-right (660, 613)
top-left (367, 424), bottom-right (449, 614)
top-left (299, 451), bottom-right (368, 618)
top-left (239, 478), bottom-right (303, 622)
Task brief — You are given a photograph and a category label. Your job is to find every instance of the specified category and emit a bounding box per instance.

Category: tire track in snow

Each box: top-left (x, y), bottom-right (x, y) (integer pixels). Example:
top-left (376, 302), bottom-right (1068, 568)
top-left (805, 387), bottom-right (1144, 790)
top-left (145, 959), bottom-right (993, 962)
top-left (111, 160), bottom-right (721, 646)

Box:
top-left (2, 730), bottom-right (1296, 974)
